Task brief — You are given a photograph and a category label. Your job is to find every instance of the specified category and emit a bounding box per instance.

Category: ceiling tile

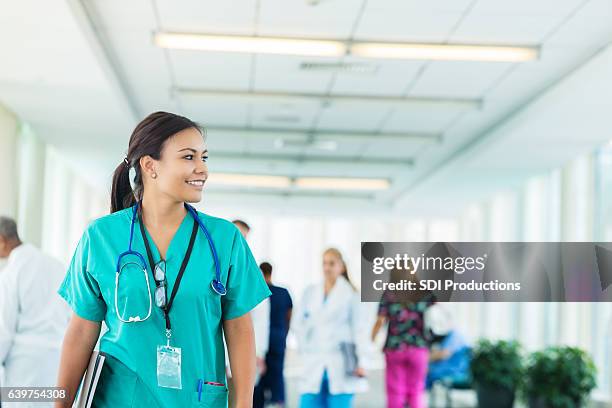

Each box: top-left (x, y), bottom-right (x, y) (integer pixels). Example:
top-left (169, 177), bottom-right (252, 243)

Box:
top-left (545, 0), bottom-right (612, 47)
top-left (171, 50), bottom-right (251, 90)
top-left (331, 57), bottom-right (423, 96)
top-left (409, 61), bottom-right (512, 99)
top-left (96, 28), bottom-right (175, 116)
top-left (361, 138), bottom-right (429, 157)
top-left (315, 101), bottom-right (392, 131)
top-left (180, 95), bottom-right (249, 127)
top-left (469, 0), bottom-right (584, 17)
top-left (250, 98), bottom-right (320, 129)
top-left (253, 55), bottom-right (337, 93)
top-left (303, 139), bottom-right (367, 156)
top-left (156, 0), bottom-right (257, 34)
top-left (356, 12), bottom-right (463, 42)
top-left (88, 0), bottom-right (156, 32)
top-left (451, 14), bottom-right (564, 44)
top-left (258, 0), bottom-right (363, 38)
top-left (485, 46), bottom-right (589, 105)
top-left (382, 104), bottom-right (466, 133)
top-left (355, 1), bottom-right (464, 42)
top-left (206, 132), bottom-right (248, 151)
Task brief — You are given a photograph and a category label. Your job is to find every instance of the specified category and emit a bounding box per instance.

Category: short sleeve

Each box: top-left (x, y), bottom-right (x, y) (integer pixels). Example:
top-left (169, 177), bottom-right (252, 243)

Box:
top-left (286, 289), bottom-right (293, 309)
top-left (221, 229), bottom-right (271, 320)
top-left (443, 331), bottom-right (467, 354)
top-left (57, 229), bottom-right (107, 322)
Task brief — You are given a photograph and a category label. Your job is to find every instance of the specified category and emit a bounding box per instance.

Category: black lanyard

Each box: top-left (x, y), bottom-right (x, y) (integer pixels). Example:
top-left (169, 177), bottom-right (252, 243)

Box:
top-left (138, 212), bottom-right (198, 332)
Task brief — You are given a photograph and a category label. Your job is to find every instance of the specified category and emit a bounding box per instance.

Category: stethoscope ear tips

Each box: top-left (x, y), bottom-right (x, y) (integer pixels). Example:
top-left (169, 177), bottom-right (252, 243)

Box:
top-left (211, 280), bottom-right (227, 296)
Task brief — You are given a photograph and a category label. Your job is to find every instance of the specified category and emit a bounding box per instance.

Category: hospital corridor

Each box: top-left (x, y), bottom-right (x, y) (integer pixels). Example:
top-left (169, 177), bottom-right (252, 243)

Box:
top-left (1, 1), bottom-right (612, 407)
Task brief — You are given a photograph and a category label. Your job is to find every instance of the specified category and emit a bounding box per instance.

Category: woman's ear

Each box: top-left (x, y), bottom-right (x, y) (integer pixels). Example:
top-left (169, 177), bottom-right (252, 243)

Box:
top-left (140, 155), bottom-right (157, 178)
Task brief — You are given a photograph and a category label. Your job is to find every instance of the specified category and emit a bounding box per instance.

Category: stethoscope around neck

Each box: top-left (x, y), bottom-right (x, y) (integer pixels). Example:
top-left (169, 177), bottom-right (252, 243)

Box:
top-left (114, 201), bottom-right (226, 324)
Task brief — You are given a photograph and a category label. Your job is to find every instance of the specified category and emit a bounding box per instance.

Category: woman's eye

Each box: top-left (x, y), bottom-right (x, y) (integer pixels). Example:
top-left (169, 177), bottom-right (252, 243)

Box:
top-left (183, 154), bottom-right (208, 162)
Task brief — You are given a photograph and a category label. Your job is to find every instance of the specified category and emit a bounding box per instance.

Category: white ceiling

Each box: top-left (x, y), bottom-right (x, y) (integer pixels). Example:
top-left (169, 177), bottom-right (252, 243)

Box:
top-left (1, 0), bottom-right (611, 216)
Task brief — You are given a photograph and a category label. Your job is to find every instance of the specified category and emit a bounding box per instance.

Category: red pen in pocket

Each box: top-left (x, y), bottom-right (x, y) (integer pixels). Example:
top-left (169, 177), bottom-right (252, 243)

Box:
top-left (204, 381), bottom-right (225, 387)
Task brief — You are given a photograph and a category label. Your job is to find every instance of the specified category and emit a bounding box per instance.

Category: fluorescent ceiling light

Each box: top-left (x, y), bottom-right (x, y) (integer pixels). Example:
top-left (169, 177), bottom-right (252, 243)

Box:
top-left (155, 32), bottom-right (537, 62)
top-left (209, 173), bottom-right (291, 188)
top-left (274, 138), bottom-right (338, 151)
top-left (350, 43), bottom-right (538, 62)
top-left (207, 173), bottom-right (390, 191)
top-left (295, 177), bottom-right (390, 191)
top-left (300, 62), bottom-right (379, 75)
top-left (176, 88), bottom-right (481, 110)
top-left (154, 32), bottom-right (345, 57)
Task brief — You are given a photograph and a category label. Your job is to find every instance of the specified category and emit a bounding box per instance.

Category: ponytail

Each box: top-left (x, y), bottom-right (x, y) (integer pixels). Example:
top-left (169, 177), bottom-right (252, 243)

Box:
top-left (110, 160), bottom-right (136, 213)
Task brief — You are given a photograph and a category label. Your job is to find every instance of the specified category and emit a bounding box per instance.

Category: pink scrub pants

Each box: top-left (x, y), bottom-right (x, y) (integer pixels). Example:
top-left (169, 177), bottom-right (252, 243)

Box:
top-left (384, 346), bottom-right (429, 408)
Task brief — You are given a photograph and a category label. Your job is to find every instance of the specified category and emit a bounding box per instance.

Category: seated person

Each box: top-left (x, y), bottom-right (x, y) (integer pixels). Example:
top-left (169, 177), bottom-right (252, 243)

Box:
top-left (426, 305), bottom-right (471, 389)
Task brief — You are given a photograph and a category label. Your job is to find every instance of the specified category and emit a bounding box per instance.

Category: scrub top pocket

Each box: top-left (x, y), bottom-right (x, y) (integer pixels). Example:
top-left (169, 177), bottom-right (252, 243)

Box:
top-left (92, 359), bottom-right (138, 408)
top-left (191, 384), bottom-right (228, 408)
top-left (92, 355), bottom-right (161, 408)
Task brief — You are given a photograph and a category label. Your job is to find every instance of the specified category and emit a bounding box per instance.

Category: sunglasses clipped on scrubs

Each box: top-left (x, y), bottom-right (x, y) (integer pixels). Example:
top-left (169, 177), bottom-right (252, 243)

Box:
top-left (114, 201), bottom-right (226, 324)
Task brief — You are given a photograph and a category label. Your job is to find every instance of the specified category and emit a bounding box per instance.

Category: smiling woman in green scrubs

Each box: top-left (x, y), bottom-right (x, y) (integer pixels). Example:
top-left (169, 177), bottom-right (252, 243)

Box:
top-left (55, 112), bottom-right (270, 408)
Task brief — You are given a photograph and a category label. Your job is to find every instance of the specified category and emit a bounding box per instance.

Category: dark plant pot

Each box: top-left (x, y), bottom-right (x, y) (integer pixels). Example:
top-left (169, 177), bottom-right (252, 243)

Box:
top-left (528, 397), bottom-right (548, 408)
top-left (476, 384), bottom-right (515, 408)
top-left (528, 396), bottom-right (581, 408)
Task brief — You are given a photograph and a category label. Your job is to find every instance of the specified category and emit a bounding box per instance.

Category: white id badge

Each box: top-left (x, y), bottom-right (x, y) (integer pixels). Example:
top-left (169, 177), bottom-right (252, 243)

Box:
top-left (157, 345), bottom-right (182, 389)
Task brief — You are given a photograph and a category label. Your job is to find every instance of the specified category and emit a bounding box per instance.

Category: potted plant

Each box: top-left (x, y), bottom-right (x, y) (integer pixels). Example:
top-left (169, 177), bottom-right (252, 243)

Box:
top-left (523, 346), bottom-right (597, 408)
top-left (470, 339), bottom-right (524, 408)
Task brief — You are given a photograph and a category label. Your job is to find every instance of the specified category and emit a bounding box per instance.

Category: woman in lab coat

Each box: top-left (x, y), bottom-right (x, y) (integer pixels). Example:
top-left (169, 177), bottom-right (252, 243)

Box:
top-left (294, 248), bottom-right (368, 408)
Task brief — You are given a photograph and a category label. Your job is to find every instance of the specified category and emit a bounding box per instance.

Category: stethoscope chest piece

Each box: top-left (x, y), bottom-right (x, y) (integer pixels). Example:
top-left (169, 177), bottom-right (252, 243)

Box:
top-left (211, 280), bottom-right (227, 296)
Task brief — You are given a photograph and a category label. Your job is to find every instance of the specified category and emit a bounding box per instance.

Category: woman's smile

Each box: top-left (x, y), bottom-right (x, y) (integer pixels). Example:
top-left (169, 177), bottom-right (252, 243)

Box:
top-left (185, 179), bottom-right (206, 189)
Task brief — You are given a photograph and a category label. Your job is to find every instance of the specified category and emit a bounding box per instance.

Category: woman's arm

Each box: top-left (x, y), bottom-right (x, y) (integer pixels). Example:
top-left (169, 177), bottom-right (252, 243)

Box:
top-left (348, 294), bottom-right (368, 377)
top-left (371, 315), bottom-right (386, 342)
top-left (285, 309), bottom-right (292, 333)
top-left (55, 313), bottom-right (101, 407)
top-left (224, 313), bottom-right (256, 408)
top-left (430, 348), bottom-right (452, 362)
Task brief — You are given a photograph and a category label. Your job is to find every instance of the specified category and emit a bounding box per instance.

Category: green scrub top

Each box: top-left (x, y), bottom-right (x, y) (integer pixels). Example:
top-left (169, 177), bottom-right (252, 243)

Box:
top-left (58, 206), bottom-right (271, 407)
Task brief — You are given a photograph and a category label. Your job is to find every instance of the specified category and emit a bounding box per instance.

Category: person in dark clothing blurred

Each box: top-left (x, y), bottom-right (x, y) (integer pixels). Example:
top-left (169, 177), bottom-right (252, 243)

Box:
top-left (253, 262), bottom-right (293, 408)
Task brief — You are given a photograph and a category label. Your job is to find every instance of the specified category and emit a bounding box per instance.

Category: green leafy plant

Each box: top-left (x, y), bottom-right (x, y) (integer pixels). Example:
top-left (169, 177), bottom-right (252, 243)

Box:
top-left (523, 346), bottom-right (597, 408)
top-left (470, 339), bottom-right (524, 391)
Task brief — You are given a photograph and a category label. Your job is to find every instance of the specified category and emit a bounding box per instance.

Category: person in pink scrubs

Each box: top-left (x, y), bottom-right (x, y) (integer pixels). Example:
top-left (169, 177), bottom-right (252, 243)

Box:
top-left (371, 269), bottom-right (436, 408)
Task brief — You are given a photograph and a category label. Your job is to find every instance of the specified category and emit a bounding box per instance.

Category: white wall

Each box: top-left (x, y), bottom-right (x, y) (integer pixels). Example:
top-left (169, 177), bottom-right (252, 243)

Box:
top-left (0, 105), bottom-right (19, 218)
top-left (16, 123), bottom-right (46, 247)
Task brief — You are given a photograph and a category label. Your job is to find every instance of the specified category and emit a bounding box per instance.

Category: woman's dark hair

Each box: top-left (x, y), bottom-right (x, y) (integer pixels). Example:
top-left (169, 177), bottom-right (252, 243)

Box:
top-left (110, 111), bottom-right (202, 213)
top-left (259, 262), bottom-right (273, 277)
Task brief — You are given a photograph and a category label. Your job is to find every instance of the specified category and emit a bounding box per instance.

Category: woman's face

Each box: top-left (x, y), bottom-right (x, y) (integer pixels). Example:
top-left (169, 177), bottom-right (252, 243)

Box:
top-left (149, 127), bottom-right (208, 203)
top-left (323, 252), bottom-right (344, 280)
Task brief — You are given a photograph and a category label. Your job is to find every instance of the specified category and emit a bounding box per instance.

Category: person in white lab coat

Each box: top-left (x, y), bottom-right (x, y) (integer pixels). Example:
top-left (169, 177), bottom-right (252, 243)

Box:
top-left (0, 216), bottom-right (69, 407)
top-left (294, 248), bottom-right (368, 408)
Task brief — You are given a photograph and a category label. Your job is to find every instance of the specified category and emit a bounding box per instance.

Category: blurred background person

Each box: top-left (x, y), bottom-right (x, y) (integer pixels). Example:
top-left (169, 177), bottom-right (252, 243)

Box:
top-left (232, 219), bottom-right (250, 241)
top-left (426, 304), bottom-right (471, 390)
top-left (232, 218), bottom-right (270, 383)
top-left (371, 268), bottom-right (436, 408)
top-left (254, 261), bottom-right (293, 408)
top-left (0, 216), bottom-right (69, 406)
top-left (294, 248), bottom-right (367, 408)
